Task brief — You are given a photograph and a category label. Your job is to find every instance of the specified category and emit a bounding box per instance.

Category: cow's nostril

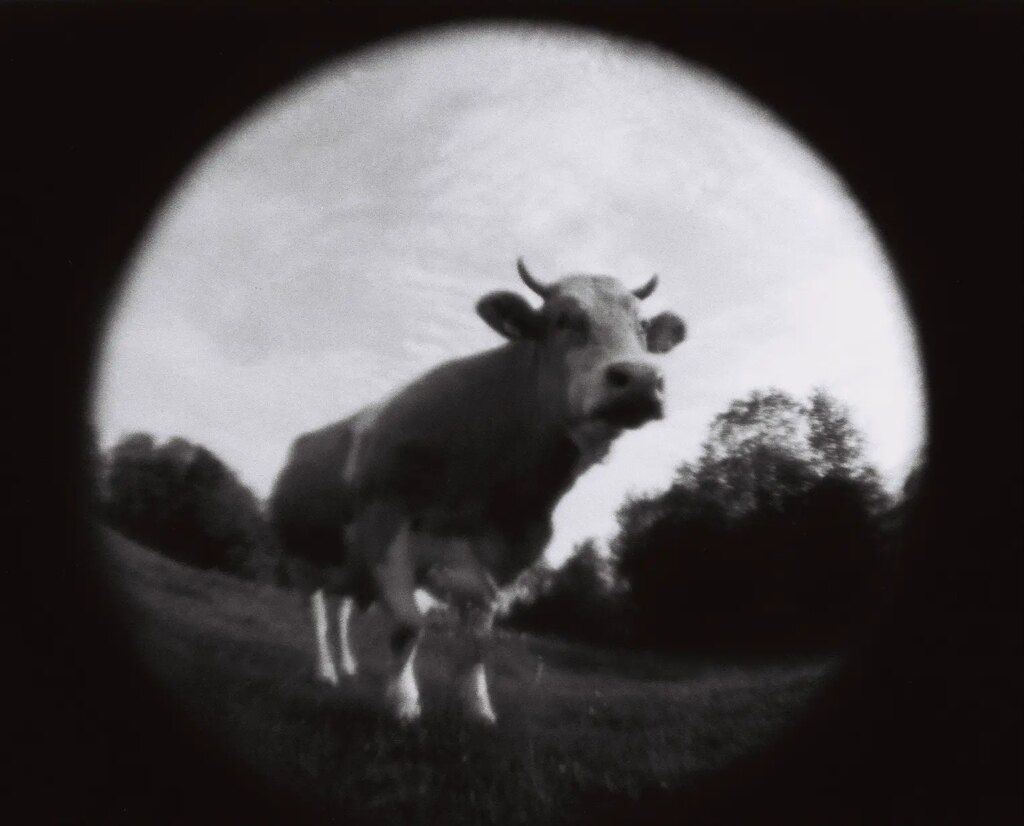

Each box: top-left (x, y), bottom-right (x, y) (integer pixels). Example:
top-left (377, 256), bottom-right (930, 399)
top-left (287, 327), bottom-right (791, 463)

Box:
top-left (606, 365), bottom-right (631, 388)
top-left (655, 375), bottom-right (665, 392)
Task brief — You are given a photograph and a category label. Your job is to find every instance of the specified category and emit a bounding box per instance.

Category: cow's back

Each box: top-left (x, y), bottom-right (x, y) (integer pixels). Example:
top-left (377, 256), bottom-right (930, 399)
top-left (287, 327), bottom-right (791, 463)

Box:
top-left (268, 418), bottom-right (356, 567)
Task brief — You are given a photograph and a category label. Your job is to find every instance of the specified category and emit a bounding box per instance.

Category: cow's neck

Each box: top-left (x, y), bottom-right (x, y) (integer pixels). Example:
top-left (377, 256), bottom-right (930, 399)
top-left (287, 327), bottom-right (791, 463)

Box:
top-left (510, 341), bottom-right (622, 476)
top-left (567, 420), bottom-right (621, 476)
top-left (483, 342), bottom-right (604, 517)
top-left (386, 341), bottom-right (618, 541)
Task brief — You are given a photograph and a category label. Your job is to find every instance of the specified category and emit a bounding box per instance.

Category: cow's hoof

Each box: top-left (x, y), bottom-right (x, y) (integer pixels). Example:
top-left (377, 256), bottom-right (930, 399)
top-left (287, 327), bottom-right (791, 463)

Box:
top-left (459, 664), bottom-right (496, 724)
top-left (318, 666), bottom-right (339, 686)
top-left (463, 693), bottom-right (497, 725)
top-left (390, 698), bottom-right (422, 724)
top-left (467, 706), bottom-right (497, 726)
top-left (385, 683), bottom-right (421, 723)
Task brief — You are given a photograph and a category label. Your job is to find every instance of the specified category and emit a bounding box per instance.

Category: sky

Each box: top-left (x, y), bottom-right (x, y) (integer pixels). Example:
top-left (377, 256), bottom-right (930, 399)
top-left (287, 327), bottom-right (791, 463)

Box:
top-left (93, 23), bottom-right (926, 567)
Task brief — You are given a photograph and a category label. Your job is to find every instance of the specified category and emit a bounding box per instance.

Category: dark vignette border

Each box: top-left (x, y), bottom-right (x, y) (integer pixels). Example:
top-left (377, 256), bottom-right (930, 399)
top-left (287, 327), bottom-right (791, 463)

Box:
top-left (5, 2), bottom-right (1021, 824)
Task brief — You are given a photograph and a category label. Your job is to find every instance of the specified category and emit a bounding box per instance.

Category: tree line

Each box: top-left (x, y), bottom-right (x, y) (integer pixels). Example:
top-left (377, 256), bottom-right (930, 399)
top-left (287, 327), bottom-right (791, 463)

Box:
top-left (93, 387), bottom-right (915, 652)
top-left (505, 388), bottom-right (915, 652)
top-left (95, 432), bottom-right (282, 583)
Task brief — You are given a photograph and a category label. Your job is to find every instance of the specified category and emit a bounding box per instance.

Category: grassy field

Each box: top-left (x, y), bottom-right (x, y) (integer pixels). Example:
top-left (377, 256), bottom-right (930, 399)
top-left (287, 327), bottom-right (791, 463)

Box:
top-left (96, 527), bottom-right (837, 825)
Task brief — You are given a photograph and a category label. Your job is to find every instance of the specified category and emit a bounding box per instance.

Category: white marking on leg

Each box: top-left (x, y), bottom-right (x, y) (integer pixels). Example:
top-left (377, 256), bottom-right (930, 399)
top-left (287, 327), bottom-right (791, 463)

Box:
top-left (385, 633), bottom-right (421, 722)
top-left (459, 662), bottom-right (496, 725)
top-left (337, 597), bottom-right (358, 677)
top-left (373, 521), bottom-right (424, 722)
top-left (311, 589), bottom-right (338, 686)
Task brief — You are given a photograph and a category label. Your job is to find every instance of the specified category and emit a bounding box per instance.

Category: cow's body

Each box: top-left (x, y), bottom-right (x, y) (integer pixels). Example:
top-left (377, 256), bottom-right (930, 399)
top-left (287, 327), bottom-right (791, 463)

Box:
top-left (269, 260), bottom-right (686, 722)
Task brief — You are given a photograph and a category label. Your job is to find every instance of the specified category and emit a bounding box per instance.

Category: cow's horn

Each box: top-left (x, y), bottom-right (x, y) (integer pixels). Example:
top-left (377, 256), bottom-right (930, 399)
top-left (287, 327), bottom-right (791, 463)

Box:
top-left (632, 274), bottom-right (659, 300)
top-left (517, 258), bottom-right (552, 298)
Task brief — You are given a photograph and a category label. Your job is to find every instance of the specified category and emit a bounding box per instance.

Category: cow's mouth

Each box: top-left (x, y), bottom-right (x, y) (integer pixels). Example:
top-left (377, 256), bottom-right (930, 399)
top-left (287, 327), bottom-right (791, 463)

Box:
top-left (591, 394), bottom-right (664, 429)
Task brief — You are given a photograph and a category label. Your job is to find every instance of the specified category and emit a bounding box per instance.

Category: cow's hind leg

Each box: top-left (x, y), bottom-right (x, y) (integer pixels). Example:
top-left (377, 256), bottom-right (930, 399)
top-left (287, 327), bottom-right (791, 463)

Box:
top-left (310, 588), bottom-right (339, 686)
top-left (337, 596), bottom-right (359, 676)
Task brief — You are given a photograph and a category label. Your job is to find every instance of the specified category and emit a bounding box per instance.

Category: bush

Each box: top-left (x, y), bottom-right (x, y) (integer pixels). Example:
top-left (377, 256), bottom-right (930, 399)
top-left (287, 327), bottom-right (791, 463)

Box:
top-left (100, 433), bottom-right (278, 580)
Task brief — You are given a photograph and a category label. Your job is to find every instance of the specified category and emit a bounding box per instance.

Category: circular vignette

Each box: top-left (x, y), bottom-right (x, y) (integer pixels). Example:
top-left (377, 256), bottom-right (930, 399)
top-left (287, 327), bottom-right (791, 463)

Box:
top-left (87, 20), bottom-right (928, 821)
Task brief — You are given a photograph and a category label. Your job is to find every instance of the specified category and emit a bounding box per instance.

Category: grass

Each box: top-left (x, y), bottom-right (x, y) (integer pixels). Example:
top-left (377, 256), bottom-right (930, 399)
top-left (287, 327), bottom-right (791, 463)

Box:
top-left (96, 526), bottom-right (837, 825)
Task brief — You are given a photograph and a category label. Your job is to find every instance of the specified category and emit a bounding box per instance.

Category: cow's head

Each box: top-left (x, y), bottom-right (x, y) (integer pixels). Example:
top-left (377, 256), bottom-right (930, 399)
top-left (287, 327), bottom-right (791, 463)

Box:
top-left (477, 259), bottom-right (686, 443)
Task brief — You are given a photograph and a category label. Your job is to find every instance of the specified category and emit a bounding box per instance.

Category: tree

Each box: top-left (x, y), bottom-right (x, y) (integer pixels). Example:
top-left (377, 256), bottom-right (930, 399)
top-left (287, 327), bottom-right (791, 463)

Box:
top-left (100, 432), bottom-right (278, 580)
top-left (551, 540), bottom-right (618, 601)
top-left (502, 539), bottom-right (623, 644)
top-left (805, 387), bottom-right (864, 477)
top-left (84, 424), bottom-right (108, 506)
top-left (611, 388), bottom-right (895, 652)
top-left (694, 389), bottom-right (815, 515)
top-left (103, 432), bottom-right (161, 537)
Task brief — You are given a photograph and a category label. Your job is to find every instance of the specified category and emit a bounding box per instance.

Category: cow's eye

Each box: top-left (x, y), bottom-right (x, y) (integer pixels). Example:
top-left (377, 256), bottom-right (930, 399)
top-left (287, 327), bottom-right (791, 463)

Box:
top-left (555, 312), bottom-right (588, 338)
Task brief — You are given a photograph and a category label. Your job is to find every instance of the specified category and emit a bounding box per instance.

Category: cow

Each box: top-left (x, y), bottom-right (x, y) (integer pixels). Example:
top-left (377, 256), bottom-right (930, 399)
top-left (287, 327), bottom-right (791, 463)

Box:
top-left (268, 258), bottom-right (686, 723)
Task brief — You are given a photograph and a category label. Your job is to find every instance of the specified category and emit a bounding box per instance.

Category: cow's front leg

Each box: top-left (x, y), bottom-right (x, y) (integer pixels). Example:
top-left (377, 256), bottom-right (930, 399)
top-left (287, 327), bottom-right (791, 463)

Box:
top-left (457, 601), bottom-right (497, 725)
top-left (386, 621), bottom-right (423, 723)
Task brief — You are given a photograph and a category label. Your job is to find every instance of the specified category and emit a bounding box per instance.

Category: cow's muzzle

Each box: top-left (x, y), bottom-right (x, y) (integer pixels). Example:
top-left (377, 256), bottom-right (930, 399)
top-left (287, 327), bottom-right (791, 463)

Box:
top-left (592, 361), bottom-right (665, 428)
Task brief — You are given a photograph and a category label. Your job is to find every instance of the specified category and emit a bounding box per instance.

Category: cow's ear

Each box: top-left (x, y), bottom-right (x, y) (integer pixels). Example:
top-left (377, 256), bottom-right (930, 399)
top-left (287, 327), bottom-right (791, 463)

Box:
top-left (477, 291), bottom-right (542, 340)
top-left (645, 311), bottom-right (686, 353)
